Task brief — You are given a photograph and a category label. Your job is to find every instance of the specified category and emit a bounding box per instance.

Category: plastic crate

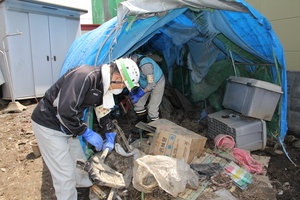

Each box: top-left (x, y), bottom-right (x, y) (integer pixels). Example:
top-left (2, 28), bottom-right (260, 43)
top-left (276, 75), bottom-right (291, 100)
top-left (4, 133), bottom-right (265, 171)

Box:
top-left (207, 109), bottom-right (266, 151)
top-left (222, 76), bottom-right (283, 121)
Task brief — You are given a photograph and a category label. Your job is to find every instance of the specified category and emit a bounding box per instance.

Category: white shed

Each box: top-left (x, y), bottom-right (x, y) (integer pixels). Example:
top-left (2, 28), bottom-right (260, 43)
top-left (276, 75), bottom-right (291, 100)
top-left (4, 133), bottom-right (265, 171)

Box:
top-left (0, 0), bottom-right (87, 105)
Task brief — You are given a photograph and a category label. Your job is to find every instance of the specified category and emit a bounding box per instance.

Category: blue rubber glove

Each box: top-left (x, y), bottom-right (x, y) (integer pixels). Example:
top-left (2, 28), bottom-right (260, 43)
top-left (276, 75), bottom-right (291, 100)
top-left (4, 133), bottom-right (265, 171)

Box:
top-left (82, 127), bottom-right (103, 151)
top-left (102, 132), bottom-right (117, 152)
top-left (129, 87), bottom-right (140, 97)
top-left (130, 88), bottom-right (145, 103)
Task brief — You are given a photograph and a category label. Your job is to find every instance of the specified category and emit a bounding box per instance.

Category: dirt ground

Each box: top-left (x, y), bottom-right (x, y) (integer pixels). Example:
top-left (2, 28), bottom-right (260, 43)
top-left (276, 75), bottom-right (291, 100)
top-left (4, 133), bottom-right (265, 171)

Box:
top-left (0, 99), bottom-right (300, 200)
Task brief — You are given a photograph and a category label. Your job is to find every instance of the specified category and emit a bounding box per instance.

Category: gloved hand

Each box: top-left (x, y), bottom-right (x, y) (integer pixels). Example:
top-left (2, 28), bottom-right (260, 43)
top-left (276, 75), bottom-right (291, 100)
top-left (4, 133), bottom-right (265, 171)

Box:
top-left (82, 127), bottom-right (103, 151)
top-left (102, 132), bottom-right (117, 152)
top-left (130, 88), bottom-right (145, 103)
top-left (129, 86), bottom-right (140, 96)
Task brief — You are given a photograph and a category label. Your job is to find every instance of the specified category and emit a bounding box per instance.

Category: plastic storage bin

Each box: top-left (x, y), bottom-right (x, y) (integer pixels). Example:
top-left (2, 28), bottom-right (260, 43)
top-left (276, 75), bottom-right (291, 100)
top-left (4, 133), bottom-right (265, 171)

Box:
top-left (207, 109), bottom-right (266, 151)
top-left (222, 76), bottom-right (283, 121)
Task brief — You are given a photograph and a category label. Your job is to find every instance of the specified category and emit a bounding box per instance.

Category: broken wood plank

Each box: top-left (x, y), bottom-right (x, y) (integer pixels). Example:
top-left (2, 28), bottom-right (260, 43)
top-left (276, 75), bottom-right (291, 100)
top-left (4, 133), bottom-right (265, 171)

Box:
top-left (135, 121), bottom-right (156, 133)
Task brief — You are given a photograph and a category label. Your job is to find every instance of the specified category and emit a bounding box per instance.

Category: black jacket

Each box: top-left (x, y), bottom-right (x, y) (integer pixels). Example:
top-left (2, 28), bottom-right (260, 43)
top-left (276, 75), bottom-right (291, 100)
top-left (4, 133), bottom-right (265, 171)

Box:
top-left (31, 65), bottom-right (103, 136)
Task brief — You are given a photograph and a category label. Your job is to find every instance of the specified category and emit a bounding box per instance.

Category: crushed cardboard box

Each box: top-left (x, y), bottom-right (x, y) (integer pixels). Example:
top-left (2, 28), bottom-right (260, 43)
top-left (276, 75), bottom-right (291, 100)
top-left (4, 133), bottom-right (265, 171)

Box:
top-left (148, 119), bottom-right (207, 164)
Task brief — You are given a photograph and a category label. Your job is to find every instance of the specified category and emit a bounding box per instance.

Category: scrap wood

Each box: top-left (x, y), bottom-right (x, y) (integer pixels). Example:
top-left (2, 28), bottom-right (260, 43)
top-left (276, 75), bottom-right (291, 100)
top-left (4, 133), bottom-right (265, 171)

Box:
top-left (90, 185), bottom-right (107, 199)
top-left (191, 152), bottom-right (216, 164)
top-left (107, 188), bottom-right (122, 200)
top-left (214, 147), bottom-right (235, 160)
top-left (213, 147), bottom-right (236, 162)
top-left (135, 121), bottom-right (156, 133)
top-left (113, 119), bottom-right (132, 152)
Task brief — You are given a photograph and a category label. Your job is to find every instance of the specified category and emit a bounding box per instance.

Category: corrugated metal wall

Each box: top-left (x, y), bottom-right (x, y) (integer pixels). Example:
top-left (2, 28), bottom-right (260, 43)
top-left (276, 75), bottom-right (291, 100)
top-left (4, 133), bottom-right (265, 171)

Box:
top-left (287, 71), bottom-right (300, 136)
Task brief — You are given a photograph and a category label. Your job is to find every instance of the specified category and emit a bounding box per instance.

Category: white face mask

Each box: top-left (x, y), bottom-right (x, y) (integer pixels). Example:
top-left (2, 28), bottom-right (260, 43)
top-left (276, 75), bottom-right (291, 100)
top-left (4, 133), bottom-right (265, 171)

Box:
top-left (110, 89), bottom-right (123, 95)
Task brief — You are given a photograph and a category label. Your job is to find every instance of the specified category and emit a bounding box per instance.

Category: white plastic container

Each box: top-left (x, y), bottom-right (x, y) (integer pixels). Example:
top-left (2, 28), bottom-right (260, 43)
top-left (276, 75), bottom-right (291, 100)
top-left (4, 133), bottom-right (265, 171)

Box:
top-left (222, 76), bottom-right (283, 121)
top-left (207, 109), bottom-right (267, 151)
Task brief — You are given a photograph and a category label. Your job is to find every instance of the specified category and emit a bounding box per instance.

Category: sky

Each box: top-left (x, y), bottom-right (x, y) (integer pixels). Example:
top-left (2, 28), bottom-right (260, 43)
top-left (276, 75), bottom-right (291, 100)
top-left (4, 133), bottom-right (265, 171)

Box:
top-left (38, 0), bottom-right (93, 24)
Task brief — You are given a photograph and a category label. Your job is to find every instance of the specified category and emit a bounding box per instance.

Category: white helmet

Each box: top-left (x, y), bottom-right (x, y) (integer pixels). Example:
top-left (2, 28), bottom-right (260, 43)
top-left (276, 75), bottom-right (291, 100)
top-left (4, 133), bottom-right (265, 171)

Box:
top-left (115, 58), bottom-right (140, 91)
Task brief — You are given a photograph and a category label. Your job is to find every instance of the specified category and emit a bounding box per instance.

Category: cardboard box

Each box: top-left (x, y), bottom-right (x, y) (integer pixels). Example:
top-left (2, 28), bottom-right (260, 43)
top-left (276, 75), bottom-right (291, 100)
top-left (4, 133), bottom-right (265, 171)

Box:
top-left (148, 119), bottom-right (207, 164)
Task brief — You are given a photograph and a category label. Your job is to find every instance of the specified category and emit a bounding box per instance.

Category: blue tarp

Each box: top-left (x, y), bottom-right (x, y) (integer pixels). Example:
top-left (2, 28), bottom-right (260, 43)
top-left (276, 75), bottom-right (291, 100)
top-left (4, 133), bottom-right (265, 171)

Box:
top-left (60, 0), bottom-right (287, 142)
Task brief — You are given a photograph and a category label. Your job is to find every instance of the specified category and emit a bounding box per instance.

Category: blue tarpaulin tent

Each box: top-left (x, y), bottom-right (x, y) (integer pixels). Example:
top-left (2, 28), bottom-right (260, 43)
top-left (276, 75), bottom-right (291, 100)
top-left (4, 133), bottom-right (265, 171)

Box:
top-left (60, 0), bottom-right (288, 144)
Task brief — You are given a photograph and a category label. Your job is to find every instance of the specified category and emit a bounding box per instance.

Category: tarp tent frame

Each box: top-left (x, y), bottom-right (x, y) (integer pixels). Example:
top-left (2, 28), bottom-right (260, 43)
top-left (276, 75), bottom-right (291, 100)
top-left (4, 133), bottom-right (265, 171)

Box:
top-left (60, 0), bottom-right (288, 143)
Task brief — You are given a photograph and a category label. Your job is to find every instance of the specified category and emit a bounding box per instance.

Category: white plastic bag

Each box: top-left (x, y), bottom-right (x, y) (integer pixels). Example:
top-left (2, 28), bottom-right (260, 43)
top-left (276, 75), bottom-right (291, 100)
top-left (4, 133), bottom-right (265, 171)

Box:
top-left (132, 155), bottom-right (199, 197)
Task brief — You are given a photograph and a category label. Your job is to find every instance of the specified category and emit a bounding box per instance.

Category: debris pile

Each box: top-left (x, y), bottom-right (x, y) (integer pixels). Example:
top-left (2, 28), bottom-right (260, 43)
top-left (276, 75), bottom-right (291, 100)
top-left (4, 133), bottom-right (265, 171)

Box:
top-left (78, 114), bottom-right (276, 200)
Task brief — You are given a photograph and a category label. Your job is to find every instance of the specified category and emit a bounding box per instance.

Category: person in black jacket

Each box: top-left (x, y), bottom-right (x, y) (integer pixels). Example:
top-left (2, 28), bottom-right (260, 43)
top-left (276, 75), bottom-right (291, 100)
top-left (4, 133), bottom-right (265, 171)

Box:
top-left (31, 58), bottom-right (140, 200)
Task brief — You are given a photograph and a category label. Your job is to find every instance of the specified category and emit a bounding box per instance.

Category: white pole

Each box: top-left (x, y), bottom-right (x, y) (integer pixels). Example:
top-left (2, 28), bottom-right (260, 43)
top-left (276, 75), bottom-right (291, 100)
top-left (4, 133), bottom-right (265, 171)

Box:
top-left (0, 31), bottom-right (22, 102)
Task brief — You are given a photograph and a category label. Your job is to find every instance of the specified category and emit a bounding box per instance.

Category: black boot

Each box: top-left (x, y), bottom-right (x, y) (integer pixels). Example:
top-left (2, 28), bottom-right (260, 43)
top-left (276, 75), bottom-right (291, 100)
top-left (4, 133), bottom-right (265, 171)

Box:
top-left (136, 109), bottom-right (148, 123)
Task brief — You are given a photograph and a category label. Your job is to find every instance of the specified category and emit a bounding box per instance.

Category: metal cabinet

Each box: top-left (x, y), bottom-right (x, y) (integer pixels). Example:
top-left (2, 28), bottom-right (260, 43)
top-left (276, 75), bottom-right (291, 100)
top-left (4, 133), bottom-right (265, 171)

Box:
top-left (0, 0), bottom-right (87, 100)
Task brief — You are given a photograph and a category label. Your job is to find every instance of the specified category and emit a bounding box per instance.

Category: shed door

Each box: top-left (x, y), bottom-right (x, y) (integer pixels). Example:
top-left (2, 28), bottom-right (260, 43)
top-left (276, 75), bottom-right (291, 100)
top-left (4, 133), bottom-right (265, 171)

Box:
top-left (5, 10), bottom-right (35, 99)
top-left (48, 16), bottom-right (68, 82)
top-left (30, 14), bottom-right (69, 97)
top-left (29, 13), bottom-right (53, 97)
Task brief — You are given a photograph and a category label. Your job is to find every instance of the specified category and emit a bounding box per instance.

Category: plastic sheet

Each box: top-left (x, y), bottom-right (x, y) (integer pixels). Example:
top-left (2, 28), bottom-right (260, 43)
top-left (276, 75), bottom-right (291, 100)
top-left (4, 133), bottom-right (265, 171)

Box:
top-left (132, 155), bottom-right (199, 197)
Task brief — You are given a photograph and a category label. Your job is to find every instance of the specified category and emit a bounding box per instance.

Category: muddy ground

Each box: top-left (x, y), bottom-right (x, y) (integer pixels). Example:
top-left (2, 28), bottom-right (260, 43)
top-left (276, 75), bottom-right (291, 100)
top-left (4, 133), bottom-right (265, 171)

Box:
top-left (0, 99), bottom-right (300, 200)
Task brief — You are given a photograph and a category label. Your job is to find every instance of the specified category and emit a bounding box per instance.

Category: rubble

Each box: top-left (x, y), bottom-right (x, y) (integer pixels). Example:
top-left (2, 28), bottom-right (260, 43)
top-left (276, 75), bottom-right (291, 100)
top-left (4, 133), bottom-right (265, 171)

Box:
top-left (86, 115), bottom-right (277, 200)
top-left (0, 100), bottom-right (300, 200)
